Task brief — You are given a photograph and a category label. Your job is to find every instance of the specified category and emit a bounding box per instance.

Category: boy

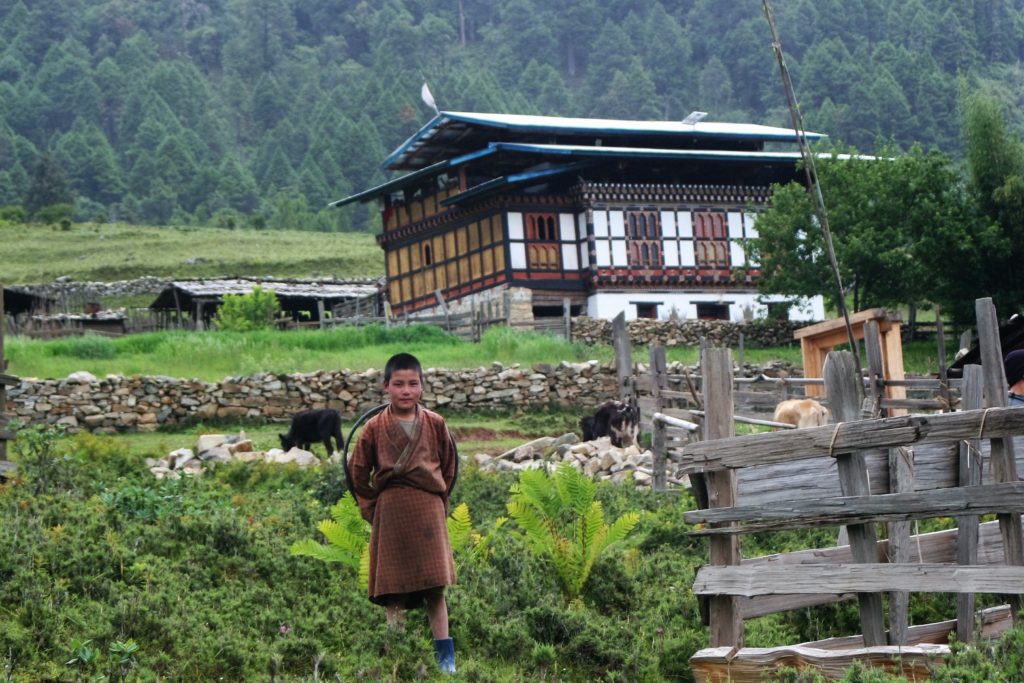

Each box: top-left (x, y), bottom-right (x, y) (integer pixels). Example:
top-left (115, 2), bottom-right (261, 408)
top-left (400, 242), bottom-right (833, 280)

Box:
top-left (349, 353), bottom-right (458, 674)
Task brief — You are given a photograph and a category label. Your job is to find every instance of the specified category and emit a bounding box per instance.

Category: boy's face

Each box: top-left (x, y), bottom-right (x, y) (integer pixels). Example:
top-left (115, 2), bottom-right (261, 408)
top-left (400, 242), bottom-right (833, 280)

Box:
top-left (384, 368), bottom-right (422, 417)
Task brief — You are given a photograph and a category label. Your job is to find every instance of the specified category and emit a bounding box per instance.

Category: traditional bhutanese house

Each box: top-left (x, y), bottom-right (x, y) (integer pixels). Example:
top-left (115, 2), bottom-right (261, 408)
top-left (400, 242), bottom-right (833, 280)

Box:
top-left (149, 278), bottom-right (383, 329)
top-left (331, 112), bottom-right (826, 323)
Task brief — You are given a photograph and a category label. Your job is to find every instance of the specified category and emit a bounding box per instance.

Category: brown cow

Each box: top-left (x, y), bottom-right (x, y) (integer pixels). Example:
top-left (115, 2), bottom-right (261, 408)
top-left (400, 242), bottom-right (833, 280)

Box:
top-left (772, 398), bottom-right (830, 429)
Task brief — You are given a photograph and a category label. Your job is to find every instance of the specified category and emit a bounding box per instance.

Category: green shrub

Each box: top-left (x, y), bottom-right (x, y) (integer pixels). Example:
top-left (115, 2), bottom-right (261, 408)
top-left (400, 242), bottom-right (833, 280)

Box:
top-left (214, 285), bottom-right (281, 331)
top-left (35, 202), bottom-right (74, 224)
top-left (0, 204), bottom-right (27, 222)
top-left (46, 333), bottom-right (117, 359)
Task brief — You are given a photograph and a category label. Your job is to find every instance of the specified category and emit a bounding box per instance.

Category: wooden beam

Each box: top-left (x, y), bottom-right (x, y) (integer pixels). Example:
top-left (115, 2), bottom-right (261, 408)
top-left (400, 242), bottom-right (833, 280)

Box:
top-left (739, 520), bottom-right (1021, 619)
top-left (824, 350), bottom-right (885, 647)
top-left (694, 564), bottom-right (1024, 597)
top-left (702, 347), bottom-right (742, 649)
top-left (977, 297), bottom-right (1024, 624)
top-left (958, 364), bottom-right (984, 641)
top-left (690, 643), bottom-right (944, 683)
top-left (686, 482), bottom-right (1024, 532)
top-left (678, 407), bottom-right (1024, 474)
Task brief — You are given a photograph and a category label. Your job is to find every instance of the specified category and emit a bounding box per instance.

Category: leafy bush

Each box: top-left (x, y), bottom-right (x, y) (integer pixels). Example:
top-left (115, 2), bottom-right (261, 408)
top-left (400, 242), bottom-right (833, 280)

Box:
top-left (0, 204), bottom-right (27, 222)
top-left (34, 202), bottom-right (74, 224)
top-left (214, 285), bottom-right (281, 331)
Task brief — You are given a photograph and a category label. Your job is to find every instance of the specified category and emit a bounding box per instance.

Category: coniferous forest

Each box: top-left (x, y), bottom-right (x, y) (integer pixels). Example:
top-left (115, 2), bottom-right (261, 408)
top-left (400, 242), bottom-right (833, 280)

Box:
top-left (1, 0), bottom-right (1023, 232)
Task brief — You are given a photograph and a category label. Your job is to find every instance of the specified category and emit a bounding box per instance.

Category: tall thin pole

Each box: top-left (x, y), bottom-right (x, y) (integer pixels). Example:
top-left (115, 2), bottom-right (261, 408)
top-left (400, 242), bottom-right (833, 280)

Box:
top-left (762, 1), bottom-right (863, 381)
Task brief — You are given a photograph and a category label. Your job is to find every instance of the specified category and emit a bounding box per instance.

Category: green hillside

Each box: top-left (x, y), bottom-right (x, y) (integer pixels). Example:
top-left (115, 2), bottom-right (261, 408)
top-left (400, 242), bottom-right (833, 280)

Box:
top-left (0, 220), bottom-right (383, 284)
top-left (1, 0), bottom-right (1022, 231)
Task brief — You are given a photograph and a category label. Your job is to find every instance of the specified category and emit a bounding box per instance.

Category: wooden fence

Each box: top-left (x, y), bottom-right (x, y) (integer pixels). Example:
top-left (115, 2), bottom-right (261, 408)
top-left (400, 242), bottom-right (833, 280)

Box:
top-left (664, 297), bottom-right (1023, 681)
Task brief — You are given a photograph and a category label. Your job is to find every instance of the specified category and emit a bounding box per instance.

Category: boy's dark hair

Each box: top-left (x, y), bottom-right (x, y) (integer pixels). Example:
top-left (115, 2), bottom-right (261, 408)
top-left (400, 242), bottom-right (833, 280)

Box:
top-left (384, 352), bottom-right (423, 384)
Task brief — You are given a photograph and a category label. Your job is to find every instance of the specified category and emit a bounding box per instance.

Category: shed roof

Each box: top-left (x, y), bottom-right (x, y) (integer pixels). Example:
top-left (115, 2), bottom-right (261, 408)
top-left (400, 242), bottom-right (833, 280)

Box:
top-left (2, 286), bottom-right (54, 316)
top-left (383, 111), bottom-right (825, 171)
top-left (150, 278), bottom-right (382, 310)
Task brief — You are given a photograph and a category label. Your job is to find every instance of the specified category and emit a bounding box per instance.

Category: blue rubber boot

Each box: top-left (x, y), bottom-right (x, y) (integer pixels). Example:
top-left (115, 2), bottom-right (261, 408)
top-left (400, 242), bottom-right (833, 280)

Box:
top-left (433, 637), bottom-right (456, 674)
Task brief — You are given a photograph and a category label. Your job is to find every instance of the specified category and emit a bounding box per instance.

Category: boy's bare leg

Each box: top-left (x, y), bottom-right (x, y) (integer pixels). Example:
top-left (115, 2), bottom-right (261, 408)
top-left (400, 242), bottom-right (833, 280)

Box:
top-left (425, 591), bottom-right (449, 640)
top-left (386, 598), bottom-right (406, 627)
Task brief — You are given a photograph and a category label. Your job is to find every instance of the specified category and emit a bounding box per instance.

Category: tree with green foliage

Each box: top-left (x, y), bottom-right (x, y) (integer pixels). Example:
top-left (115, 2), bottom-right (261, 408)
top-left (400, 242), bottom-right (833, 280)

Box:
top-left (213, 285), bottom-right (282, 331)
top-left (748, 147), bottom-right (982, 319)
top-left (23, 151), bottom-right (72, 215)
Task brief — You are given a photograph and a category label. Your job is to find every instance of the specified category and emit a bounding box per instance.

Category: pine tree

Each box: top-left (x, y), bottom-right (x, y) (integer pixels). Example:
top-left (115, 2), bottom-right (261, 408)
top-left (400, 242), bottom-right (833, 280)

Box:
top-left (24, 152), bottom-right (73, 214)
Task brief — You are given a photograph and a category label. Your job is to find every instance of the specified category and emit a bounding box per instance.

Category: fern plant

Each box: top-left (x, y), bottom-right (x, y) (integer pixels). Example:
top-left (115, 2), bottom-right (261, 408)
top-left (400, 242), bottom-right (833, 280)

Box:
top-left (289, 496), bottom-right (372, 589)
top-left (291, 498), bottom-right (502, 590)
top-left (507, 462), bottom-right (640, 603)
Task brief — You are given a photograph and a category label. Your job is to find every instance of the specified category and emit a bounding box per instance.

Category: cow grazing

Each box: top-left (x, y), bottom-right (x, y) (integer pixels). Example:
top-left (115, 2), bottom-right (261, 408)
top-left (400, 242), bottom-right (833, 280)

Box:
top-left (581, 400), bottom-right (640, 447)
top-left (279, 409), bottom-right (343, 457)
top-left (772, 398), bottom-right (830, 429)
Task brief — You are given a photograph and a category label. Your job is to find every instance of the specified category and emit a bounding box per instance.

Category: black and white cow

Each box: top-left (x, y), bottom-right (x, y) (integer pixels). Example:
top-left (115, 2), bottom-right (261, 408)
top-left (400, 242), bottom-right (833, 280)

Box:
top-left (580, 400), bottom-right (640, 448)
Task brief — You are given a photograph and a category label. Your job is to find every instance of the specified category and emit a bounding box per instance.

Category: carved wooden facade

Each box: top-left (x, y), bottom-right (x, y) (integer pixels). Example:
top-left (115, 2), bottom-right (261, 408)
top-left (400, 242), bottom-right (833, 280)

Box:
top-left (334, 112), bottom-right (826, 322)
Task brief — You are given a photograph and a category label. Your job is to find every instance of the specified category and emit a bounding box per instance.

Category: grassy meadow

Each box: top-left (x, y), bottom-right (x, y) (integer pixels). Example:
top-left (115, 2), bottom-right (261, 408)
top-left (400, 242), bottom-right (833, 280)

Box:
top-left (0, 221), bottom-right (383, 284)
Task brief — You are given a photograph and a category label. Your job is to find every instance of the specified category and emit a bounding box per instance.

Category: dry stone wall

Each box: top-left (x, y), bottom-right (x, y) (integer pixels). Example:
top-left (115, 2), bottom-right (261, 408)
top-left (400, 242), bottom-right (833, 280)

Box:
top-left (571, 317), bottom-right (808, 348)
top-left (7, 359), bottom-right (801, 434)
top-left (7, 362), bottom-right (622, 433)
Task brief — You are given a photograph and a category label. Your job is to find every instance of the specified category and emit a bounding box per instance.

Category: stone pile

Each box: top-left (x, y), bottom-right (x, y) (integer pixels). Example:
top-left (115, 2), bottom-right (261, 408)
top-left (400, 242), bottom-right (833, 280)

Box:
top-left (472, 433), bottom-right (688, 489)
top-left (146, 431), bottom-right (323, 479)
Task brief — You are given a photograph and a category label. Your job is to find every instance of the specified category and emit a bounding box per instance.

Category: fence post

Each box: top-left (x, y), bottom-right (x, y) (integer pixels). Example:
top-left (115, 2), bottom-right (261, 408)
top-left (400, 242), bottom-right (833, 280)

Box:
top-left (702, 346), bottom-right (741, 647)
top-left (976, 297), bottom-right (1023, 623)
top-left (957, 364), bottom-right (984, 641)
top-left (317, 299), bottom-right (326, 329)
top-left (0, 283), bottom-right (6, 460)
top-left (823, 350), bottom-right (886, 647)
top-left (563, 298), bottom-right (571, 341)
top-left (612, 312), bottom-right (633, 403)
top-left (866, 321), bottom-right (912, 644)
top-left (935, 305), bottom-right (953, 412)
top-left (649, 346), bottom-right (668, 491)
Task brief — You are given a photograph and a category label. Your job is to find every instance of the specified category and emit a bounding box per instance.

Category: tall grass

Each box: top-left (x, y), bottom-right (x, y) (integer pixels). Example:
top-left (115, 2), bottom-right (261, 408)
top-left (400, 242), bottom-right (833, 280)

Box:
top-left (6, 325), bottom-right (610, 381)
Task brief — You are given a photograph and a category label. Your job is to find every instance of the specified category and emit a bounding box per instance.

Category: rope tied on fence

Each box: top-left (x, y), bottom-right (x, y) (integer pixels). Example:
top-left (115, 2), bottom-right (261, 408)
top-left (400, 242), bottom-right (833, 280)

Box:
top-left (977, 407), bottom-right (994, 441)
top-left (827, 421), bottom-right (845, 458)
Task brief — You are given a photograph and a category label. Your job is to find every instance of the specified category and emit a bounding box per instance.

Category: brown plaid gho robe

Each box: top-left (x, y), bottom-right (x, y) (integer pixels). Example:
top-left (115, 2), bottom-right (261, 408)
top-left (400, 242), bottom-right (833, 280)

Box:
top-left (350, 404), bottom-right (457, 606)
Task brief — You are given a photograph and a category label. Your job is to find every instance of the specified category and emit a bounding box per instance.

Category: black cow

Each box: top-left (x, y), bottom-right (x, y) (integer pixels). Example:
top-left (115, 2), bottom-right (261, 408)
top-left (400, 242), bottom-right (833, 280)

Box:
top-left (580, 400), bottom-right (640, 447)
top-left (279, 409), bottom-right (343, 457)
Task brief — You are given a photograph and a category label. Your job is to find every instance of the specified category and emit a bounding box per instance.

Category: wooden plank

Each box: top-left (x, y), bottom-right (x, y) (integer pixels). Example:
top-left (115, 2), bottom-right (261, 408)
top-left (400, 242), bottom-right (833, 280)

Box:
top-left (793, 308), bottom-right (891, 340)
top-left (824, 350), bottom-right (885, 647)
top-left (728, 437), bottom-right (1024, 508)
top-left (867, 320), bottom-right (911, 643)
top-left (612, 312), bottom-right (632, 403)
top-left (801, 604), bottom-right (1014, 651)
top-left (977, 297), bottom-right (1023, 624)
top-left (739, 521), bottom-right (1020, 619)
top-left (702, 347), bottom-right (741, 648)
top-left (0, 373), bottom-right (18, 386)
top-left (685, 481), bottom-right (1024, 532)
top-left (678, 407), bottom-right (1024, 474)
top-left (693, 564), bottom-right (1024, 597)
top-left (958, 364), bottom-right (984, 641)
top-left (690, 643), bottom-right (944, 683)
top-left (649, 346), bottom-right (668, 491)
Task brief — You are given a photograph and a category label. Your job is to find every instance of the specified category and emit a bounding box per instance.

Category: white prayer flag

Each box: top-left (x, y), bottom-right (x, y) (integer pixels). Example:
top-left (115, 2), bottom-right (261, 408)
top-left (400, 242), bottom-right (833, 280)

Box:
top-left (421, 82), bottom-right (439, 114)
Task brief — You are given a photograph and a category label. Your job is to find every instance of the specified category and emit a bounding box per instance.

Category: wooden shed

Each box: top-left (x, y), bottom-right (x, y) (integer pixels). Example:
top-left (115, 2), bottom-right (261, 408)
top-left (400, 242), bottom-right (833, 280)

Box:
top-left (149, 278), bottom-right (384, 329)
